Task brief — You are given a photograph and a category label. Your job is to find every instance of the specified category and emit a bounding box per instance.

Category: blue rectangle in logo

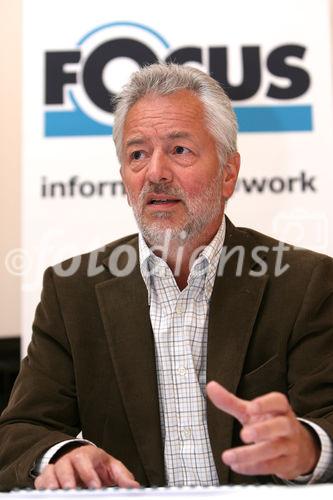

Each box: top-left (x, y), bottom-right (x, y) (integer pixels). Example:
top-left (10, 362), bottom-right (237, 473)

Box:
top-left (235, 105), bottom-right (312, 132)
top-left (44, 104), bottom-right (313, 137)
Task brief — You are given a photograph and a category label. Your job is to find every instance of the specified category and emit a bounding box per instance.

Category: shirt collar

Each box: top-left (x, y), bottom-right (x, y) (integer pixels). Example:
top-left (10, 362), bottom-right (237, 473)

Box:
top-left (139, 215), bottom-right (226, 302)
top-left (191, 216), bottom-right (226, 300)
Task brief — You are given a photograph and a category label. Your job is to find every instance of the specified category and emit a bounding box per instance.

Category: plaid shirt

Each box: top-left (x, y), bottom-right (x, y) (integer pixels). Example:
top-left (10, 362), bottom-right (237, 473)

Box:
top-left (138, 219), bottom-right (226, 486)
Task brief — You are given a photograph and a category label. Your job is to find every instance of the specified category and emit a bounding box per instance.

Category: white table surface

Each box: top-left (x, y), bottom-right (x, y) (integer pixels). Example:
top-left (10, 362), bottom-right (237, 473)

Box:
top-left (1, 485), bottom-right (333, 500)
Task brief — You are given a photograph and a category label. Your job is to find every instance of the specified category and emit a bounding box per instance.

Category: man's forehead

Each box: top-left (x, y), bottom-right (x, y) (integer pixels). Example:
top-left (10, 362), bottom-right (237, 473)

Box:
top-left (123, 91), bottom-right (206, 144)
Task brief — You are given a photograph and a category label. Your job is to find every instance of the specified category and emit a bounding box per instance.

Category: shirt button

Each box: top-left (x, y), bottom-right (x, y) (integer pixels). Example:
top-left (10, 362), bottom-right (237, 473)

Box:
top-left (175, 303), bottom-right (185, 314)
top-left (182, 427), bottom-right (192, 439)
top-left (156, 267), bottom-right (166, 277)
top-left (177, 367), bottom-right (188, 377)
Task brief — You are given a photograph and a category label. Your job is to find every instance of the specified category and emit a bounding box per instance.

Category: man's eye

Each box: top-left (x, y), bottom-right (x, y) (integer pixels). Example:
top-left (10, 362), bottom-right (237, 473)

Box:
top-left (174, 146), bottom-right (190, 155)
top-left (130, 150), bottom-right (144, 160)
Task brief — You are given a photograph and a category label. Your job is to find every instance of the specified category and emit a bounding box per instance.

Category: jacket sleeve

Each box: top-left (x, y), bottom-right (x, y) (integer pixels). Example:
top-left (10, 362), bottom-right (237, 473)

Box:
top-left (0, 267), bottom-right (81, 491)
top-left (288, 255), bottom-right (333, 441)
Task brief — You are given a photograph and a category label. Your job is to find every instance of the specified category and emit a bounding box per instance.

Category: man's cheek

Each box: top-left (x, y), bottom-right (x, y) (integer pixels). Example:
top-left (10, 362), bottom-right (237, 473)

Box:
top-left (185, 183), bottom-right (203, 196)
top-left (124, 187), bottom-right (139, 208)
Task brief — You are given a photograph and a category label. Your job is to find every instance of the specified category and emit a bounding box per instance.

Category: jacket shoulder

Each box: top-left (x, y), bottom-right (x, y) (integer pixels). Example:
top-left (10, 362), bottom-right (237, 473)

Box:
top-left (48, 233), bottom-right (139, 286)
top-left (232, 225), bottom-right (333, 281)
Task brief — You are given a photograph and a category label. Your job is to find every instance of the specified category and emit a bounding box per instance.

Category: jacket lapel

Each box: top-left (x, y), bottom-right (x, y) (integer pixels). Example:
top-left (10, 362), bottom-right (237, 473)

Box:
top-left (95, 239), bottom-right (165, 486)
top-left (207, 220), bottom-right (268, 483)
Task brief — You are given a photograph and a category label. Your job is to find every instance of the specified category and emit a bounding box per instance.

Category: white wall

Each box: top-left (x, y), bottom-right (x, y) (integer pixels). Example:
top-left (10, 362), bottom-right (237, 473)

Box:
top-left (0, 0), bottom-right (21, 338)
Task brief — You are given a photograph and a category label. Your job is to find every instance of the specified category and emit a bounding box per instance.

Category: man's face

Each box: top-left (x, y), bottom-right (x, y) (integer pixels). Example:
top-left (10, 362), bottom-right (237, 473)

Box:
top-left (120, 90), bottom-right (239, 246)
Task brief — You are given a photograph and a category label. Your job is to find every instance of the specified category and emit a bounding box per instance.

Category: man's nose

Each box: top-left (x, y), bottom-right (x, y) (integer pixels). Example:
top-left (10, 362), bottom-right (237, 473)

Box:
top-left (146, 149), bottom-right (173, 184)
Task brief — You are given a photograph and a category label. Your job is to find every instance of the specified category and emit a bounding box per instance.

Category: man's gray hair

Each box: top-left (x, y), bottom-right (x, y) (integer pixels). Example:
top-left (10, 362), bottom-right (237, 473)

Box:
top-left (112, 63), bottom-right (238, 167)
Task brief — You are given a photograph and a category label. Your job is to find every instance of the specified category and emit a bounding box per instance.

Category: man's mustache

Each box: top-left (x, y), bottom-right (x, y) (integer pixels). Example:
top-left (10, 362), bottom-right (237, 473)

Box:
top-left (138, 183), bottom-right (185, 202)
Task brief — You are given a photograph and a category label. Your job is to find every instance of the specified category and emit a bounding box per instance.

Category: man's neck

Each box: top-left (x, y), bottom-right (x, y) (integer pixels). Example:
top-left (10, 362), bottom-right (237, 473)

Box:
top-left (152, 218), bottom-right (224, 290)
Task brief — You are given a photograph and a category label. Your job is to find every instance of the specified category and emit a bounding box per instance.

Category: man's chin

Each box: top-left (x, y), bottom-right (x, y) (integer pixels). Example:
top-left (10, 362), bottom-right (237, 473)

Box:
top-left (140, 213), bottom-right (181, 231)
top-left (139, 221), bottom-right (188, 246)
top-left (144, 211), bottom-right (174, 220)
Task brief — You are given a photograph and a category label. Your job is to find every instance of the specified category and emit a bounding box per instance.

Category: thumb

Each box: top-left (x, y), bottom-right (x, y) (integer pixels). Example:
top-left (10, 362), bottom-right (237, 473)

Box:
top-left (206, 381), bottom-right (249, 424)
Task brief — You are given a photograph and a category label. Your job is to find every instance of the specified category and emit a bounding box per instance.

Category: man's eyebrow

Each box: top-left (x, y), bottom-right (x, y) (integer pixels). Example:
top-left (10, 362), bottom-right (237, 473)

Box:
top-left (166, 131), bottom-right (192, 140)
top-left (125, 137), bottom-right (146, 149)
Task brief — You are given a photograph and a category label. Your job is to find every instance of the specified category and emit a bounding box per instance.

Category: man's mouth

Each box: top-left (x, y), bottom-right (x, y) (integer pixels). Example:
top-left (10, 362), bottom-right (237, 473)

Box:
top-left (146, 194), bottom-right (181, 206)
top-left (148, 199), bottom-right (180, 205)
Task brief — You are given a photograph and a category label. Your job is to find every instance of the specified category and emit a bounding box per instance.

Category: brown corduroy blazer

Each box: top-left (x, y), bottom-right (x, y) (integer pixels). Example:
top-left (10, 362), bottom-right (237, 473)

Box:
top-left (0, 218), bottom-right (333, 490)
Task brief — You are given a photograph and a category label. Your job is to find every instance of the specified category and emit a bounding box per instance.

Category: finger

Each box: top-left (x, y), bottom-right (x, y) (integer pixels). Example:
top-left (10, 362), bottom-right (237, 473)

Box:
top-left (108, 458), bottom-right (140, 488)
top-left (248, 392), bottom-right (291, 417)
top-left (222, 438), bottom-right (288, 467)
top-left (53, 457), bottom-right (80, 489)
top-left (229, 455), bottom-right (296, 479)
top-left (34, 464), bottom-right (60, 490)
top-left (206, 381), bottom-right (249, 424)
top-left (241, 415), bottom-right (295, 443)
top-left (70, 451), bottom-right (102, 488)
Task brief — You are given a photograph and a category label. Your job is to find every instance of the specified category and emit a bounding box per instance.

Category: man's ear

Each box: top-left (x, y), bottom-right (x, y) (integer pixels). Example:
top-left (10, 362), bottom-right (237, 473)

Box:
top-left (222, 152), bottom-right (240, 200)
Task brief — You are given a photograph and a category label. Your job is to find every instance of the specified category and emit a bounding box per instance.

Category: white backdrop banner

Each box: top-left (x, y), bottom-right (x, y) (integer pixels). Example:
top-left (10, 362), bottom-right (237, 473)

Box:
top-left (21, 0), bottom-right (333, 354)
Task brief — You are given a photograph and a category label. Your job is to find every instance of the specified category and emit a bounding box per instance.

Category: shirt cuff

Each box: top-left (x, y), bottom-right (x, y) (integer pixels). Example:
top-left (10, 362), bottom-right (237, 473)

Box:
top-left (289, 418), bottom-right (333, 484)
top-left (34, 439), bottom-right (95, 475)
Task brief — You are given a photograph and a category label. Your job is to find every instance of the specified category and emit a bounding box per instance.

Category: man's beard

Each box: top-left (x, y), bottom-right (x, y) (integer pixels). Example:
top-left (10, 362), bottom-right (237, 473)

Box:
top-left (129, 169), bottom-right (224, 247)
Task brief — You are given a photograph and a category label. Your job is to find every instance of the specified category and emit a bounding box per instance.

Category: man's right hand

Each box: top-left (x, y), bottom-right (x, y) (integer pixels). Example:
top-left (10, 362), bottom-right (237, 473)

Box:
top-left (34, 444), bottom-right (140, 489)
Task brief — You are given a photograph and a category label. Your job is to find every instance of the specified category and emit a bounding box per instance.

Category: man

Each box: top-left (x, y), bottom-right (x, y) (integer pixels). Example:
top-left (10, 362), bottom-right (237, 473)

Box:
top-left (0, 63), bottom-right (332, 490)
